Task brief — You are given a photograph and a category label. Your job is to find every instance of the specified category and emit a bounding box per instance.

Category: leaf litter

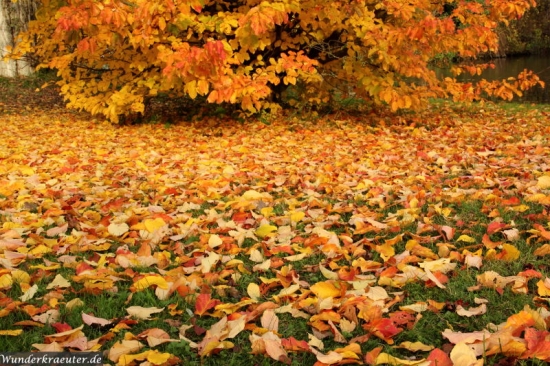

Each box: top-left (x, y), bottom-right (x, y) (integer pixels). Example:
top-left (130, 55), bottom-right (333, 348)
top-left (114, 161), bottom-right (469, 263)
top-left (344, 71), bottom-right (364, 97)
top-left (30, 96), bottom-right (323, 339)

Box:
top-left (1, 104), bottom-right (550, 364)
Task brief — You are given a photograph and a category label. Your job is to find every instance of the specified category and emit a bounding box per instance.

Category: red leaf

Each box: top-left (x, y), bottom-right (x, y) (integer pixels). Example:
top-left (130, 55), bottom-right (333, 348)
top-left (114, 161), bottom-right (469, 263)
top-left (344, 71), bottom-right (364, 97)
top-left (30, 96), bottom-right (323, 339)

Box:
top-left (194, 293), bottom-right (220, 316)
top-left (501, 196), bottom-right (520, 206)
top-left (487, 221), bottom-right (508, 235)
top-left (518, 269), bottom-right (543, 278)
top-left (522, 328), bottom-right (550, 360)
top-left (364, 318), bottom-right (402, 343)
top-left (427, 348), bottom-right (452, 366)
top-left (232, 212), bottom-right (250, 224)
top-left (51, 322), bottom-right (72, 333)
top-left (388, 311), bottom-right (416, 328)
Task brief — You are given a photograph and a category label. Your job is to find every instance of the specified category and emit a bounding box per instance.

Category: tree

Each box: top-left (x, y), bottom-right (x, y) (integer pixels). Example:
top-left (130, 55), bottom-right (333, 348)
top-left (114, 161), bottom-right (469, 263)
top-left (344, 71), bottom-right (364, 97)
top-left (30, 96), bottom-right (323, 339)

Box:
top-left (9, 0), bottom-right (545, 122)
top-left (0, 0), bottom-right (38, 77)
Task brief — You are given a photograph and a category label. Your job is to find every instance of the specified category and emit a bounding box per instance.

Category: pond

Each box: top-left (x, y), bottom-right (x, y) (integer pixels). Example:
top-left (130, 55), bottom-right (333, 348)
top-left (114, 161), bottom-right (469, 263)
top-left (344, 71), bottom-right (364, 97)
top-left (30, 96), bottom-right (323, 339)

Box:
top-left (437, 55), bottom-right (550, 103)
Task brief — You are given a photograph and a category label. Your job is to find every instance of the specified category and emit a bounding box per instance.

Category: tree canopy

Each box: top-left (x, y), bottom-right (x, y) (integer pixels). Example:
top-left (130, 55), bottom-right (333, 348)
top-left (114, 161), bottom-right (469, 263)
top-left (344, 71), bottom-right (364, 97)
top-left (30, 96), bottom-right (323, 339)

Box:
top-left (9, 0), bottom-right (545, 122)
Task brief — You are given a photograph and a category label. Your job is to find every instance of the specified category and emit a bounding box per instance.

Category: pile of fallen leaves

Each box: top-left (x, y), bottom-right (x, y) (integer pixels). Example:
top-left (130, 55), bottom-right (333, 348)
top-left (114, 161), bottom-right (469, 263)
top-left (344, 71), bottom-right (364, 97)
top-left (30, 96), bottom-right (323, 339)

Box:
top-left (2, 102), bottom-right (550, 366)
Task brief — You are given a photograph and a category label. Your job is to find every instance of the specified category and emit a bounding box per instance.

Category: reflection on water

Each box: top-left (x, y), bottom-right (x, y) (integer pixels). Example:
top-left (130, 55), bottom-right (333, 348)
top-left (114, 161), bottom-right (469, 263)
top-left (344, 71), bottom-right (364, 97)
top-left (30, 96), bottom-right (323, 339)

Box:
top-left (437, 56), bottom-right (550, 103)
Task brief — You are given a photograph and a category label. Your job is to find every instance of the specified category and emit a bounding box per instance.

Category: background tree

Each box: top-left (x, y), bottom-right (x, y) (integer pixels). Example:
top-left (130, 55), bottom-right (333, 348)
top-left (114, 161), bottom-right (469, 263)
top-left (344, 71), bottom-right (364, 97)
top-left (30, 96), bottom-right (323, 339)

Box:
top-left (9, 0), bottom-right (545, 122)
top-left (499, 0), bottom-right (550, 55)
top-left (0, 0), bottom-right (38, 76)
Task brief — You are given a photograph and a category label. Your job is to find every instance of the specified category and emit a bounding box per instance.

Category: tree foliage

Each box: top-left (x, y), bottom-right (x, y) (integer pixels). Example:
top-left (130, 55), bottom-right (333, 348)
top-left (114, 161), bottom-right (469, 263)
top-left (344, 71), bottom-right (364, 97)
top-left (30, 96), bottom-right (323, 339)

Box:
top-left (9, 0), bottom-right (546, 122)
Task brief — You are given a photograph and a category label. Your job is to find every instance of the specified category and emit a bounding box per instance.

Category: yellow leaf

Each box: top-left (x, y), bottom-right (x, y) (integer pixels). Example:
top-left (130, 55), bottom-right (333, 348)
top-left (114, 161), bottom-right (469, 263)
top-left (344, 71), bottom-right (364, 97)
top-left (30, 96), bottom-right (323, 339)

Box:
top-left (134, 276), bottom-right (169, 291)
top-left (261, 207), bottom-right (274, 218)
top-left (66, 298), bottom-right (84, 311)
top-left (185, 80), bottom-right (197, 99)
top-left (510, 204), bottom-right (529, 212)
top-left (310, 281), bottom-right (341, 299)
top-left (144, 218), bottom-right (166, 233)
top-left (456, 235), bottom-right (476, 243)
top-left (0, 329), bottom-right (23, 336)
top-left (290, 211), bottom-right (305, 222)
top-left (395, 341), bottom-right (434, 352)
top-left (28, 244), bottom-right (52, 257)
top-left (19, 166), bottom-right (35, 175)
top-left (247, 283), bottom-right (261, 301)
top-left (147, 350), bottom-right (171, 365)
top-left (136, 160), bottom-right (147, 170)
top-left (500, 244), bottom-right (520, 261)
top-left (11, 270), bottom-right (30, 284)
top-left (158, 17), bottom-right (166, 31)
top-left (375, 352), bottom-right (426, 365)
top-left (375, 242), bottom-right (395, 261)
top-left (197, 79), bottom-right (209, 95)
top-left (255, 224), bottom-right (277, 238)
top-left (537, 278), bottom-right (550, 296)
top-left (242, 190), bottom-right (265, 200)
top-left (537, 175), bottom-right (550, 189)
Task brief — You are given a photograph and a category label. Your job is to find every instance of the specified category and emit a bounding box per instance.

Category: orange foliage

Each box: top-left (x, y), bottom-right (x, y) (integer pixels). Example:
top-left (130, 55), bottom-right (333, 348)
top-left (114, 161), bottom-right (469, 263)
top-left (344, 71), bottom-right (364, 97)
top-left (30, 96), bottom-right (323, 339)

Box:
top-left (8, 0), bottom-right (544, 122)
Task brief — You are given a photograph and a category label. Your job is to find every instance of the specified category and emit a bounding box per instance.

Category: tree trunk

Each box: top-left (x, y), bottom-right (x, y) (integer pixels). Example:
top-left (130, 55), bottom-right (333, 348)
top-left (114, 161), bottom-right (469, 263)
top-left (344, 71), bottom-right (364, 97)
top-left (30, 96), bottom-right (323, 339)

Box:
top-left (0, 0), bottom-right (38, 77)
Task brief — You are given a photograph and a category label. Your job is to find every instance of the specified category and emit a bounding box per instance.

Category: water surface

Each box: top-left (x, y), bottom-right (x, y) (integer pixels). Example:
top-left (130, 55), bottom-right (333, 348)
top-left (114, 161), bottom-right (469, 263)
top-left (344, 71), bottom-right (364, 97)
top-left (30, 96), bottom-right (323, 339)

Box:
top-left (438, 56), bottom-right (550, 103)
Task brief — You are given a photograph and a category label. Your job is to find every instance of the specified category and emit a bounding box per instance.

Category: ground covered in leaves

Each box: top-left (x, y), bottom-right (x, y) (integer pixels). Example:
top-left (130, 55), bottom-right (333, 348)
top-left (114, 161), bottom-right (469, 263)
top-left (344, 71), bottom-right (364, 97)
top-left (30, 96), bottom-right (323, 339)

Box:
top-left (2, 99), bottom-right (550, 365)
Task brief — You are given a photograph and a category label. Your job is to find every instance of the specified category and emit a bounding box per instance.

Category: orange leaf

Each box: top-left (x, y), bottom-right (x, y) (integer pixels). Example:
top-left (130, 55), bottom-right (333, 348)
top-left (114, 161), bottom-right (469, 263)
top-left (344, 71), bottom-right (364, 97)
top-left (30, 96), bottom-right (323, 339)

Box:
top-left (365, 346), bottom-right (383, 365)
top-left (195, 293), bottom-right (221, 316)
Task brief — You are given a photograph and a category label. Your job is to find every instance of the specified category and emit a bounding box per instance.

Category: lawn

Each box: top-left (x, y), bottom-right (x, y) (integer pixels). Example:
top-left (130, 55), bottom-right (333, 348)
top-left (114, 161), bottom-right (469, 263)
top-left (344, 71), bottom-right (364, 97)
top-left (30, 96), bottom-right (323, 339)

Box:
top-left (1, 79), bottom-right (550, 365)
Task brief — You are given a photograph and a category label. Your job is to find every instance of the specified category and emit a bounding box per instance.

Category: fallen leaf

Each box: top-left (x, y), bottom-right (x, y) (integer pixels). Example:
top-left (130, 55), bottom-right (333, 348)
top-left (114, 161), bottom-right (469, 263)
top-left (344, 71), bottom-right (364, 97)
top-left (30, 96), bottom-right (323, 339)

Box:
top-left (20, 284), bottom-right (39, 302)
top-left (133, 275), bottom-right (169, 291)
top-left (456, 304), bottom-right (487, 317)
top-left (46, 274), bottom-right (71, 289)
top-left (426, 348), bottom-right (452, 366)
top-left (108, 340), bottom-right (144, 362)
top-left (450, 342), bottom-right (482, 366)
top-left (144, 218), bottom-right (166, 233)
top-left (0, 329), bottom-right (23, 336)
top-left (126, 306), bottom-right (164, 320)
top-left (82, 313), bottom-right (112, 326)
top-left (375, 352), bottom-right (427, 365)
top-left (32, 310), bottom-right (60, 324)
top-left (456, 235), bottom-right (476, 243)
top-left (261, 309), bottom-right (279, 332)
top-left (108, 222), bottom-right (129, 237)
top-left (247, 283), bottom-right (261, 301)
top-left (395, 341), bottom-right (434, 352)
top-left (256, 224), bottom-right (278, 238)
top-left (537, 175), bottom-right (550, 189)
top-left (195, 293), bottom-right (221, 316)
top-left (310, 281), bottom-right (341, 299)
